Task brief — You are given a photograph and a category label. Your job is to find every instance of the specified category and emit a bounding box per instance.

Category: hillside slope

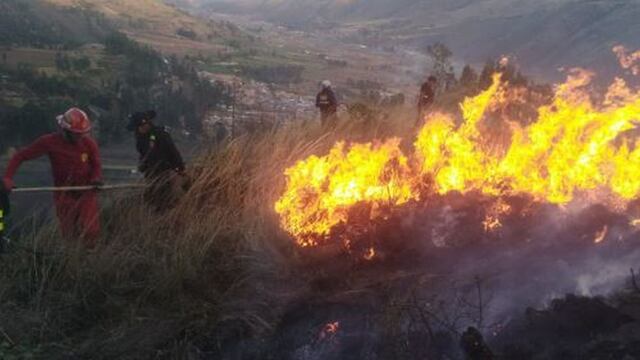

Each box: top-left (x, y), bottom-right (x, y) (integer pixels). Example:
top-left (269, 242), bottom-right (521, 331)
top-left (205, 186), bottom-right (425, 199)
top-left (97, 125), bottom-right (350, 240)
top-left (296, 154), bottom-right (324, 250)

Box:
top-left (196, 0), bottom-right (640, 80)
top-left (0, 0), bottom-right (234, 150)
top-left (194, 0), bottom-right (570, 24)
top-left (402, 1), bottom-right (640, 79)
top-left (41, 0), bottom-right (253, 55)
top-left (0, 0), bottom-right (113, 47)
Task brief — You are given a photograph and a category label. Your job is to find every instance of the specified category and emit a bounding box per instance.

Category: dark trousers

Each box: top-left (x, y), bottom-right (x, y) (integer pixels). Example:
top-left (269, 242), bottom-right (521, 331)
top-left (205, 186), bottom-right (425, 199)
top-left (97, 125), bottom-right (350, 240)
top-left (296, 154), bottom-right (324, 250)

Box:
top-left (144, 171), bottom-right (190, 212)
top-left (321, 112), bottom-right (338, 129)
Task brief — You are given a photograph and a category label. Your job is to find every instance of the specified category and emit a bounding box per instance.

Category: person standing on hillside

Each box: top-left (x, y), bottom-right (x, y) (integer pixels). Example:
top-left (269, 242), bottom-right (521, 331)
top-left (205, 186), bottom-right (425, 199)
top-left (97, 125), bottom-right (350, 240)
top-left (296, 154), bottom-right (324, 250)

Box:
top-left (127, 110), bottom-right (188, 211)
top-left (416, 75), bottom-right (438, 128)
top-left (316, 80), bottom-right (339, 129)
top-left (1, 108), bottom-right (103, 247)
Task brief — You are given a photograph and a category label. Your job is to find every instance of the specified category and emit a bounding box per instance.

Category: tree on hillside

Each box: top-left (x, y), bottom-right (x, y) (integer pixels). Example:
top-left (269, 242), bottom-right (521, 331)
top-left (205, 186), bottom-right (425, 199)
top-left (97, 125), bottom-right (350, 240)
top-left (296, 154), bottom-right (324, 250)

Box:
top-left (427, 42), bottom-right (455, 88)
top-left (479, 59), bottom-right (530, 89)
top-left (0, 99), bottom-right (73, 151)
top-left (460, 65), bottom-right (478, 87)
top-left (55, 52), bottom-right (71, 71)
top-left (3, 28), bottom-right (232, 145)
top-left (73, 56), bottom-right (91, 72)
top-left (104, 32), bottom-right (140, 56)
top-left (177, 28), bottom-right (197, 40)
top-left (479, 60), bottom-right (497, 89)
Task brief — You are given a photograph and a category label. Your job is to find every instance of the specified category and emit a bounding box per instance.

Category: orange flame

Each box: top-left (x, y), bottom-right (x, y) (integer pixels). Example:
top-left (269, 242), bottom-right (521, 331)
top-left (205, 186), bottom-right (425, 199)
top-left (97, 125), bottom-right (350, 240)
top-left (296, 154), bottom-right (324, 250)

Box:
top-left (613, 45), bottom-right (640, 76)
top-left (415, 68), bottom-right (640, 203)
top-left (319, 321), bottom-right (340, 340)
top-left (483, 200), bottom-right (511, 233)
top-left (363, 247), bottom-right (376, 260)
top-left (274, 139), bottom-right (416, 247)
top-left (276, 50), bottom-right (640, 247)
top-left (594, 225), bottom-right (608, 244)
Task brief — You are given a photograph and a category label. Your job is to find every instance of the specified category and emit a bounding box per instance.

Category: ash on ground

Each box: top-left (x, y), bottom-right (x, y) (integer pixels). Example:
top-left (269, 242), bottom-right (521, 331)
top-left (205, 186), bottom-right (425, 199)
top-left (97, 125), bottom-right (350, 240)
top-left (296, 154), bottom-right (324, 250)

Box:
top-left (205, 193), bottom-right (640, 360)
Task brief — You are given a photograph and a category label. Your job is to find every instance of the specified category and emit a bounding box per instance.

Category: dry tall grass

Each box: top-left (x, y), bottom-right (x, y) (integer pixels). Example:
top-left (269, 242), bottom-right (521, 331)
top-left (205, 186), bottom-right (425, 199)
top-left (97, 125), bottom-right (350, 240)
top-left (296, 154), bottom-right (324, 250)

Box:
top-left (0, 113), bottom-right (415, 359)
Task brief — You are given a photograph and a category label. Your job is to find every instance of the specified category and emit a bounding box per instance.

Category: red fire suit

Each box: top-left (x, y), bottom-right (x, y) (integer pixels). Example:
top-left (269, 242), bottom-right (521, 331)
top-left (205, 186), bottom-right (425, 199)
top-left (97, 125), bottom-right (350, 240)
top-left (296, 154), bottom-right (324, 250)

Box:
top-left (4, 133), bottom-right (102, 246)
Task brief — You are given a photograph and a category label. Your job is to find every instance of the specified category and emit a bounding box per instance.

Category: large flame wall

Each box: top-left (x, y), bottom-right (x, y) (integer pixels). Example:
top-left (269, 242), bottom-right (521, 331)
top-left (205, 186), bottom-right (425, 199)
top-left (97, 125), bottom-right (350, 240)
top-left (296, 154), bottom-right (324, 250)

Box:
top-left (276, 67), bottom-right (640, 247)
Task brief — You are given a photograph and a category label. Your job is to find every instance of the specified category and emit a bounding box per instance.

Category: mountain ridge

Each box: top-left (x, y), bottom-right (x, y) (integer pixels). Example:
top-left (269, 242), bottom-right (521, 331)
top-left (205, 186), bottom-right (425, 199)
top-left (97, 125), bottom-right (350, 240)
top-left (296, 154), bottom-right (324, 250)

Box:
top-left (192, 0), bottom-right (640, 80)
top-left (37, 0), bottom-right (253, 55)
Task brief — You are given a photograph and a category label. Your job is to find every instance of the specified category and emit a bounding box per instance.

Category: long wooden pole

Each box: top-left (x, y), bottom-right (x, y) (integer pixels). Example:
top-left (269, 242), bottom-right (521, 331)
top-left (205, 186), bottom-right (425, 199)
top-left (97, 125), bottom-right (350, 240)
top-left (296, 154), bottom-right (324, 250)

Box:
top-left (13, 183), bottom-right (146, 193)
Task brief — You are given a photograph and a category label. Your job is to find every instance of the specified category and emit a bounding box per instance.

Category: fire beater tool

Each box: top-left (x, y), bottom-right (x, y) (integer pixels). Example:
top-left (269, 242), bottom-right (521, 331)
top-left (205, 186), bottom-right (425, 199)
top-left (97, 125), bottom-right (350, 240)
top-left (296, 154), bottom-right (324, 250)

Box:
top-left (0, 183), bottom-right (146, 253)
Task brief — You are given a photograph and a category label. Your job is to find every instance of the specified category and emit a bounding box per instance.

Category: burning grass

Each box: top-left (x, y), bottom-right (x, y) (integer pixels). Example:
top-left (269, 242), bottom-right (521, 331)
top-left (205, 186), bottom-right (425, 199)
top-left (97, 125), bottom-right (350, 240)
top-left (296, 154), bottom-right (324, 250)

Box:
top-left (0, 116), bottom-right (417, 358)
top-left (276, 68), bottom-right (640, 254)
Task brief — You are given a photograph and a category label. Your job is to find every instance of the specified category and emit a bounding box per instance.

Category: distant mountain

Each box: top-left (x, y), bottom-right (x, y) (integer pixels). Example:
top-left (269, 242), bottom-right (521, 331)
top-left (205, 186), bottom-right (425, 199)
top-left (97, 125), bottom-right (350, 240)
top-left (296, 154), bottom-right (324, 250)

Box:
top-left (0, 0), bottom-right (256, 56)
top-left (192, 0), bottom-right (640, 80)
top-left (0, 0), bottom-right (114, 47)
top-left (397, 0), bottom-right (640, 80)
top-left (189, 0), bottom-right (569, 23)
top-left (33, 0), bottom-right (253, 55)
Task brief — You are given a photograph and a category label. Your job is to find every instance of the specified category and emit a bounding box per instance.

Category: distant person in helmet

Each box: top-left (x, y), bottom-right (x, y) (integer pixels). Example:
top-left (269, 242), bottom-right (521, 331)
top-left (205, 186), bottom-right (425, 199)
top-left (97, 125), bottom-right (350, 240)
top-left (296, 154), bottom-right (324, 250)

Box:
top-left (127, 110), bottom-right (187, 211)
top-left (1, 108), bottom-right (103, 247)
top-left (316, 80), bottom-right (338, 129)
top-left (417, 75), bottom-right (438, 128)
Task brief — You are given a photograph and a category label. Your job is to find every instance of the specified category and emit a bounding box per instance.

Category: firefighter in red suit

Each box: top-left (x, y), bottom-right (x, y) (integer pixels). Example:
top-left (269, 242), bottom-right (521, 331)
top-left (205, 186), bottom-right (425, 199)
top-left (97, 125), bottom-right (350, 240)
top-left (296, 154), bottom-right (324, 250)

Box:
top-left (2, 108), bottom-right (102, 247)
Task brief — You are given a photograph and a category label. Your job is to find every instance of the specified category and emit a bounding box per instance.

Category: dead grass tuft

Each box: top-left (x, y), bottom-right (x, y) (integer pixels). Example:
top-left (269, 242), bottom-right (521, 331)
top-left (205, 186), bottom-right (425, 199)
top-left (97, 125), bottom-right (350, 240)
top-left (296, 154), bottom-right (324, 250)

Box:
top-left (0, 114), bottom-right (415, 358)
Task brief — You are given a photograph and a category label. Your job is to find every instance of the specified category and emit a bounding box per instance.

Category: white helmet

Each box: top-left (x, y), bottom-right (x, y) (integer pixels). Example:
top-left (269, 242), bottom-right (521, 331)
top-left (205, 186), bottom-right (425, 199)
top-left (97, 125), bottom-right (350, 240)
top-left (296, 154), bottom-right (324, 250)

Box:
top-left (321, 80), bottom-right (332, 89)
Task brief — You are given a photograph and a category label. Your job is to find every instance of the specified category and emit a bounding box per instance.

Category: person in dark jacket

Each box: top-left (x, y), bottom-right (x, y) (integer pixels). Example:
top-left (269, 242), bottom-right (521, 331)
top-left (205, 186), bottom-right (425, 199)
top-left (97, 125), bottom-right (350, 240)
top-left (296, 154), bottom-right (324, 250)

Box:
top-left (316, 80), bottom-right (338, 129)
top-left (416, 75), bottom-right (438, 128)
top-left (127, 110), bottom-right (187, 210)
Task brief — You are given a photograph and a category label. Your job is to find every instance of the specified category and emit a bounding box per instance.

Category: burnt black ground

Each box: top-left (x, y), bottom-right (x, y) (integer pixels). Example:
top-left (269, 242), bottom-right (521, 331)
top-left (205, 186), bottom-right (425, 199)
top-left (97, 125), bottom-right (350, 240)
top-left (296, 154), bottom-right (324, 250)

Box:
top-left (201, 194), bottom-right (640, 360)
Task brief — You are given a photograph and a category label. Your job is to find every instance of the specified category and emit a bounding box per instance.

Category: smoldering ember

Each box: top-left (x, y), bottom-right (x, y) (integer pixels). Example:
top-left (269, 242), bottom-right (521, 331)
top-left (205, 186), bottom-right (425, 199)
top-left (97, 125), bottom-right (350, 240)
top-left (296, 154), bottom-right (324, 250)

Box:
top-left (1, 1), bottom-right (640, 360)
